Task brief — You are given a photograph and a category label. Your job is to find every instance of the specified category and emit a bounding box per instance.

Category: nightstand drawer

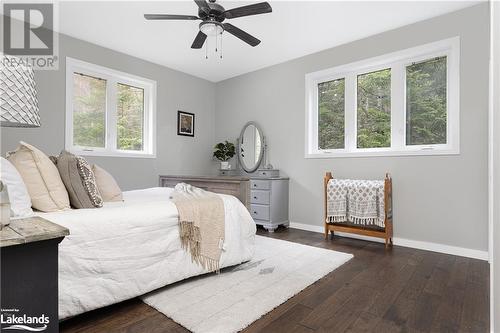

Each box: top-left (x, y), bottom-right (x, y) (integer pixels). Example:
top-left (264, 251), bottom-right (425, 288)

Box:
top-left (250, 179), bottom-right (270, 190)
top-left (250, 204), bottom-right (270, 221)
top-left (251, 190), bottom-right (270, 204)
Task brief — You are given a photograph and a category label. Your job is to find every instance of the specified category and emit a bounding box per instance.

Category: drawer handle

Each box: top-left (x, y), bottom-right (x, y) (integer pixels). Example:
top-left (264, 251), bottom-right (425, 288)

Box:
top-left (262, 172), bottom-right (267, 175)
top-left (253, 196), bottom-right (257, 199)
top-left (253, 211), bottom-right (257, 215)
top-left (253, 184), bottom-right (257, 187)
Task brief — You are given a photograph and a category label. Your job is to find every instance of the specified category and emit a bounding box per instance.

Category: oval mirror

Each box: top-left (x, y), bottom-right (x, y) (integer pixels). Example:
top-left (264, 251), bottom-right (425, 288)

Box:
top-left (238, 122), bottom-right (264, 173)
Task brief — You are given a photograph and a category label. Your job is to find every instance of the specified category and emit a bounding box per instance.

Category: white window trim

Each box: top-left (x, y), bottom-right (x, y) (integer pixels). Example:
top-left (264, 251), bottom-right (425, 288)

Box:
top-left (305, 37), bottom-right (460, 158)
top-left (65, 57), bottom-right (157, 158)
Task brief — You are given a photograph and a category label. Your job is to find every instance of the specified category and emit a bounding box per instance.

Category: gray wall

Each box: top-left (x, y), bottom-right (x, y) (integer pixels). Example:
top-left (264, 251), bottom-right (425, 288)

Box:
top-left (1, 32), bottom-right (216, 190)
top-left (214, 4), bottom-right (490, 251)
top-left (491, 1), bottom-right (499, 330)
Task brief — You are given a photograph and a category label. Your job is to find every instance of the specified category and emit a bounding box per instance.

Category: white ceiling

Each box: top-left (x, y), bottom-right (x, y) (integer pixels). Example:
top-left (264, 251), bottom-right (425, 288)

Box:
top-left (57, 1), bottom-right (480, 82)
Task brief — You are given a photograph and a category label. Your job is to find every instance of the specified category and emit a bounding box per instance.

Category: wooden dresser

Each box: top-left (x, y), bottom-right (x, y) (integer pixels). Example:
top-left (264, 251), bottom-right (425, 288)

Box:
top-left (159, 175), bottom-right (250, 208)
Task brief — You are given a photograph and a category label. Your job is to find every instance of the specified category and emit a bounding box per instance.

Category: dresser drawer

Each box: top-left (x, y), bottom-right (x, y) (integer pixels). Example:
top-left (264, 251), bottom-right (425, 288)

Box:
top-left (255, 169), bottom-right (279, 178)
top-left (250, 204), bottom-right (270, 221)
top-left (251, 190), bottom-right (270, 204)
top-left (250, 179), bottom-right (270, 190)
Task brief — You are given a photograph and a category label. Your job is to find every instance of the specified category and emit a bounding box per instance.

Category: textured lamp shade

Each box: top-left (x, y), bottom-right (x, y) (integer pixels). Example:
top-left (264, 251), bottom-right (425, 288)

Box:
top-left (1, 58), bottom-right (40, 127)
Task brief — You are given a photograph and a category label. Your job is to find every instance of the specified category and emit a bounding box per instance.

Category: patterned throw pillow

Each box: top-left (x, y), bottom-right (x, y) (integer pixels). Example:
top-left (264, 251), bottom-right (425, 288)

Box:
top-left (76, 156), bottom-right (103, 208)
top-left (54, 151), bottom-right (103, 209)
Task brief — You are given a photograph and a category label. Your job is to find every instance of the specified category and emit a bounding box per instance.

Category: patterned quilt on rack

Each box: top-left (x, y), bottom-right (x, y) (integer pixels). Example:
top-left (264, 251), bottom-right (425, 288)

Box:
top-left (326, 179), bottom-right (385, 228)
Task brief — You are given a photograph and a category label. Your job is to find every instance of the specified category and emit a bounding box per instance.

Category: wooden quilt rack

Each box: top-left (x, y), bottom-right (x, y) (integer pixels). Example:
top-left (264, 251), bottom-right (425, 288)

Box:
top-left (324, 172), bottom-right (393, 248)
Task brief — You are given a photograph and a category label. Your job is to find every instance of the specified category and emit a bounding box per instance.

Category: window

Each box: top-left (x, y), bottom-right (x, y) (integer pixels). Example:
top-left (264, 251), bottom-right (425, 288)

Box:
top-left (72, 73), bottom-right (106, 148)
top-left (318, 78), bottom-right (345, 149)
top-left (406, 56), bottom-right (447, 146)
top-left (305, 37), bottom-right (459, 158)
top-left (66, 58), bottom-right (156, 158)
top-left (117, 83), bottom-right (144, 151)
top-left (357, 69), bottom-right (391, 148)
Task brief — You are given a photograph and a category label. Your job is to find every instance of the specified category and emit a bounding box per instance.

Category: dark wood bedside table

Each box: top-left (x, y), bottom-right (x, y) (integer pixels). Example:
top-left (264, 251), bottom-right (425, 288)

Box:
top-left (0, 217), bottom-right (69, 333)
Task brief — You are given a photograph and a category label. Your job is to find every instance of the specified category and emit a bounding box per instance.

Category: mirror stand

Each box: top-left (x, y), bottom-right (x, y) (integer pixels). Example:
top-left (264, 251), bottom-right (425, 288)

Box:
top-left (219, 121), bottom-right (278, 177)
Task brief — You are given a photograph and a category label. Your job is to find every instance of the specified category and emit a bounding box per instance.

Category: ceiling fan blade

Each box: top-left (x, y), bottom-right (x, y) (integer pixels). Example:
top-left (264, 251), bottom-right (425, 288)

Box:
top-left (223, 23), bottom-right (260, 47)
top-left (223, 2), bottom-right (272, 19)
top-left (194, 0), bottom-right (210, 14)
top-left (144, 14), bottom-right (199, 20)
top-left (191, 31), bottom-right (207, 49)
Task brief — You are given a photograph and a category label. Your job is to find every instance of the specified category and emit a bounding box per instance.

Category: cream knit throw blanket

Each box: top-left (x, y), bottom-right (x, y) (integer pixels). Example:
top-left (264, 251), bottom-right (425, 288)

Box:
top-left (327, 179), bottom-right (385, 228)
top-left (171, 183), bottom-right (225, 273)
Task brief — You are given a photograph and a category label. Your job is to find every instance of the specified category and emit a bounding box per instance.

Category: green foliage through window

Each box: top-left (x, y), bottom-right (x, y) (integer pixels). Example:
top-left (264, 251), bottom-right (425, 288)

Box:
top-left (357, 69), bottom-right (391, 148)
top-left (406, 57), bottom-right (447, 145)
top-left (318, 78), bottom-right (345, 149)
top-left (73, 73), bottom-right (106, 148)
top-left (117, 83), bottom-right (144, 151)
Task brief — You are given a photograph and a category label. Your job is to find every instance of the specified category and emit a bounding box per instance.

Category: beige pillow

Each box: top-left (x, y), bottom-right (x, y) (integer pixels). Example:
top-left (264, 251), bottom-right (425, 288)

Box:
top-left (92, 164), bottom-right (123, 202)
top-left (7, 141), bottom-right (70, 212)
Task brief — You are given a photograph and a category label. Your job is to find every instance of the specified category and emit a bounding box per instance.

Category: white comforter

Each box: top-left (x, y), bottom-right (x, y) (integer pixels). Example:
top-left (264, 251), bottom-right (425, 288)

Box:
top-left (38, 187), bottom-right (256, 319)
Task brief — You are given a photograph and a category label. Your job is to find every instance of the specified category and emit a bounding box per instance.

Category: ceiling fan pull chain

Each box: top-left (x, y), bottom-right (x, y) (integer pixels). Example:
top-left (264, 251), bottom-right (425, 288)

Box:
top-left (220, 33), bottom-right (223, 59)
top-left (205, 39), bottom-right (208, 59)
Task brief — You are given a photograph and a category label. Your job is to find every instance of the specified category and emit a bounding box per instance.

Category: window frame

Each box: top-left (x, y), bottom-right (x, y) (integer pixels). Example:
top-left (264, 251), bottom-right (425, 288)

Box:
top-left (305, 37), bottom-right (460, 158)
top-left (65, 57), bottom-right (157, 158)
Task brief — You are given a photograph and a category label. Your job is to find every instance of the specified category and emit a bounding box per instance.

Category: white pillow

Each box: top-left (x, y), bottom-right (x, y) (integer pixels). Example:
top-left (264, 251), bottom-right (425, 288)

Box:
top-left (0, 157), bottom-right (34, 217)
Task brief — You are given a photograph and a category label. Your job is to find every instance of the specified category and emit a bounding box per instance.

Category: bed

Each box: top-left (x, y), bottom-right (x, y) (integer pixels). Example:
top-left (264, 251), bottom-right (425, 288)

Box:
top-left (38, 187), bottom-right (256, 319)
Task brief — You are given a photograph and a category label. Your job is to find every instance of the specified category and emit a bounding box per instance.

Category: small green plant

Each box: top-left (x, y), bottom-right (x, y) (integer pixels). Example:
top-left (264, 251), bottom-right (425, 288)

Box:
top-left (213, 141), bottom-right (236, 162)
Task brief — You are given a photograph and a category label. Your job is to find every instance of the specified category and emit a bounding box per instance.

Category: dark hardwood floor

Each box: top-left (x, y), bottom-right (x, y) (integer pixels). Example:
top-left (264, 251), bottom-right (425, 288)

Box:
top-left (60, 227), bottom-right (489, 333)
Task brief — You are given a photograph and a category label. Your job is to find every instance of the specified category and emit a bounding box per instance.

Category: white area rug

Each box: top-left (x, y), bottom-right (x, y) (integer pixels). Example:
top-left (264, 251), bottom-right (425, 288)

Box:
top-left (141, 235), bottom-right (353, 333)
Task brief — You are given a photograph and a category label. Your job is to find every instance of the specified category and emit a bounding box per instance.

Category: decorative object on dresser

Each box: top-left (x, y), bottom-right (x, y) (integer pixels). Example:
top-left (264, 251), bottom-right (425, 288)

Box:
top-left (1, 216), bottom-right (69, 333)
top-left (177, 110), bottom-right (195, 137)
top-left (213, 140), bottom-right (236, 170)
top-left (159, 175), bottom-right (250, 209)
top-left (324, 172), bottom-right (393, 248)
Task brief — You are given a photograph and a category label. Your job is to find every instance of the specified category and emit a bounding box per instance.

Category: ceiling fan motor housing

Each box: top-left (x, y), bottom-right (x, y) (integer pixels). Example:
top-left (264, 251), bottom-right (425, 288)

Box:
top-left (199, 2), bottom-right (226, 22)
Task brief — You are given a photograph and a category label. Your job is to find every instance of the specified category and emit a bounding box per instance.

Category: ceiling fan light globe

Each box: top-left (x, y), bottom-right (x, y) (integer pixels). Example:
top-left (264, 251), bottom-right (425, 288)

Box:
top-left (200, 22), bottom-right (223, 36)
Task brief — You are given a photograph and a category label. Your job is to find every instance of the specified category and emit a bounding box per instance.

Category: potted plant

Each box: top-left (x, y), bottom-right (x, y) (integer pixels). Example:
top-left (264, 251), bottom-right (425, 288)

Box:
top-left (213, 141), bottom-right (236, 170)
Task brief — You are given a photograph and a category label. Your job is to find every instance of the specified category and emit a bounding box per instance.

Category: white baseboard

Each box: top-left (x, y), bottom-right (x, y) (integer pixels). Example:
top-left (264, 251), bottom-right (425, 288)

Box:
top-left (289, 222), bottom-right (489, 261)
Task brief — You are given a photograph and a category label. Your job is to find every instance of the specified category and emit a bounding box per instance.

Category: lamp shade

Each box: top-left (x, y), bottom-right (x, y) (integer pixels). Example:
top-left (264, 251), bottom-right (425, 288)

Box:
top-left (1, 57), bottom-right (40, 127)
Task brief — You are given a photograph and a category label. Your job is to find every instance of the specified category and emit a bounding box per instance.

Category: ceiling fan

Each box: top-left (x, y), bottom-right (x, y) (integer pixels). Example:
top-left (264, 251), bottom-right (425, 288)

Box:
top-left (144, 0), bottom-right (272, 49)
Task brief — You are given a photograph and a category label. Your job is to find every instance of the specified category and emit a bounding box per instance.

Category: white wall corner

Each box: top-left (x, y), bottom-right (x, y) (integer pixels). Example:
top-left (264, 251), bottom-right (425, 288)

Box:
top-left (289, 222), bottom-right (489, 261)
